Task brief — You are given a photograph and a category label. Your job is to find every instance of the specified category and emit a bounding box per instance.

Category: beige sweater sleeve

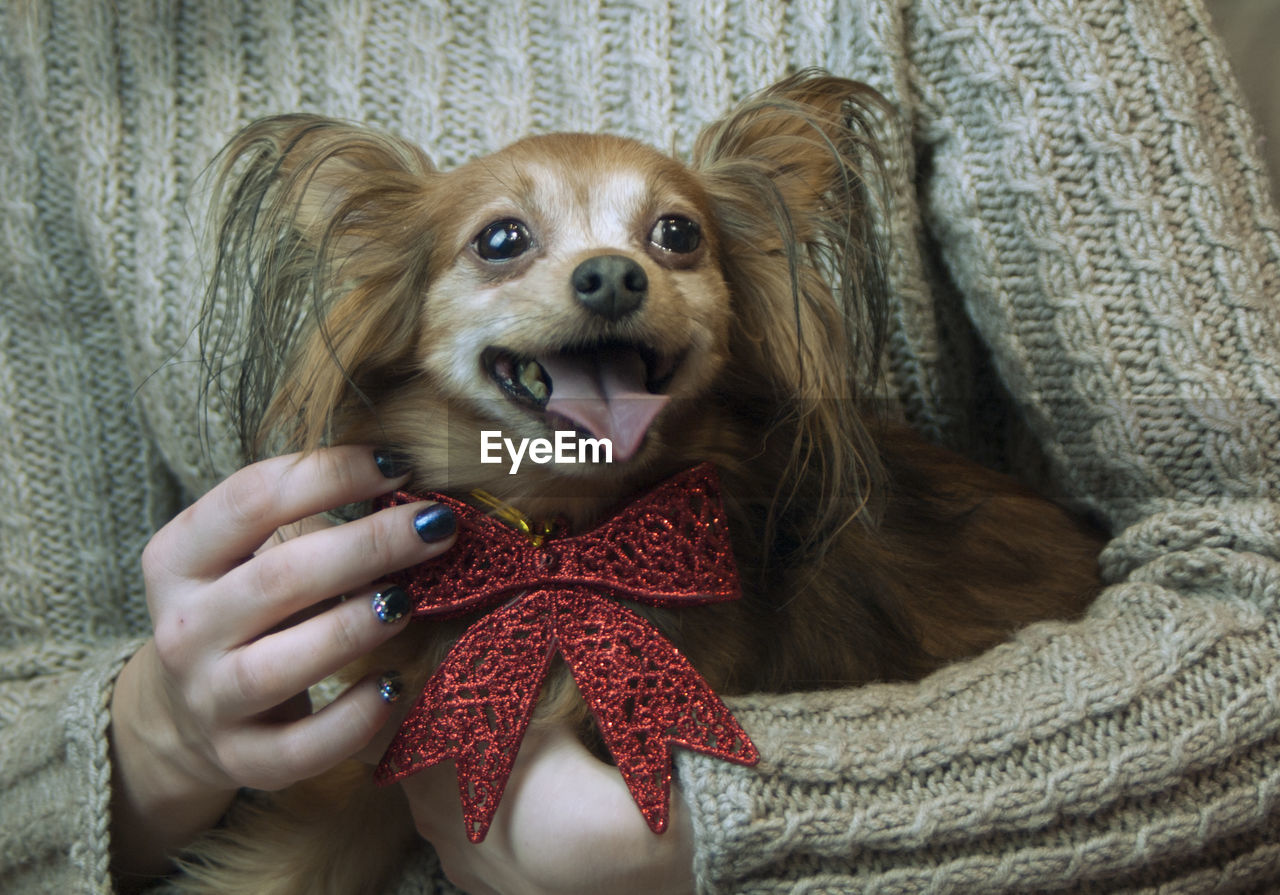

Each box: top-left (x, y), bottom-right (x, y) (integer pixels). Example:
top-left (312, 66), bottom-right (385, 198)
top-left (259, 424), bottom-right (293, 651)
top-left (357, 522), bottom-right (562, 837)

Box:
top-left (679, 2), bottom-right (1280, 891)
top-left (1, 643), bottom-right (146, 894)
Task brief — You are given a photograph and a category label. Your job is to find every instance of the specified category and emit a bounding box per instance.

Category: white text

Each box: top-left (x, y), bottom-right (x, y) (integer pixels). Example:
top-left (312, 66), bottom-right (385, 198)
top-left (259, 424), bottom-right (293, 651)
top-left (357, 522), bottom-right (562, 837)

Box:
top-left (480, 430), bottom-right (613, 474)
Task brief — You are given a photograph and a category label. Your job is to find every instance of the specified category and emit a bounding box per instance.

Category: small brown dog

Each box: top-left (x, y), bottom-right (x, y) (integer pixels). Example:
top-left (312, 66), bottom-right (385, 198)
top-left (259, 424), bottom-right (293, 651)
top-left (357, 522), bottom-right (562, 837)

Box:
top-left (182, 71), bottom-right (1103, 894)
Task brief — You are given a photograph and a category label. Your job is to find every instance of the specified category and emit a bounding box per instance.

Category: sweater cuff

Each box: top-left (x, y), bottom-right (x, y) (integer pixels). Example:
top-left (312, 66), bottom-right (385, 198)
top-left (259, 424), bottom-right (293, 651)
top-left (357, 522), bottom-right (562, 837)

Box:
top-left (1, 638), bottom-right (144, 894)
top-left (68, 639), bottom-right (147, 892)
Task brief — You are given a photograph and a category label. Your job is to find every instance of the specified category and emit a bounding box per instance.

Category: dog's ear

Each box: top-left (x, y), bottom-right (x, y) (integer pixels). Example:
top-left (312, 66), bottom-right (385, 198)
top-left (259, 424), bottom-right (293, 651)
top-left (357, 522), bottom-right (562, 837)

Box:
top-left (199, 115), bottom-right (439, 460)
top-left (693, 71), bottom-right (892, 550)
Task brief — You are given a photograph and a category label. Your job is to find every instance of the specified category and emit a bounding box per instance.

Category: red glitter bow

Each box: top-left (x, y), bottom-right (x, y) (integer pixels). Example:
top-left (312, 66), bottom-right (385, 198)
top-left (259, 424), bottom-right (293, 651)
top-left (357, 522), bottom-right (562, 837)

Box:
top-left (373, 463), bottom-right (758, 842)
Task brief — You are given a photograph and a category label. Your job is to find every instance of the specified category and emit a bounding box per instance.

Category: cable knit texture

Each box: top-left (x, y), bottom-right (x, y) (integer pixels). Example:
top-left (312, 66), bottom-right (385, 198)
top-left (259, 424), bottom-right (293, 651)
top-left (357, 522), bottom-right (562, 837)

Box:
top-left (2, 1), bottom-right (1278, 892)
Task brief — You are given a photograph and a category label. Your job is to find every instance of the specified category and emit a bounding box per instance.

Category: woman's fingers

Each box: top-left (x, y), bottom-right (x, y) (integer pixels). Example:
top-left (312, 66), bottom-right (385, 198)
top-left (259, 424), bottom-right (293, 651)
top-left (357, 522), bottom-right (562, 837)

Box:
top-left (144, 446), bottom-right (408, 585)
top-left (212, 499), bottom-right (454, 644)
top-left (216, 673), bottom-right (401, 791)
top-left (215, 585), bottom-right (411, 717)
top-left (131, 444), bottom-right (458, 799)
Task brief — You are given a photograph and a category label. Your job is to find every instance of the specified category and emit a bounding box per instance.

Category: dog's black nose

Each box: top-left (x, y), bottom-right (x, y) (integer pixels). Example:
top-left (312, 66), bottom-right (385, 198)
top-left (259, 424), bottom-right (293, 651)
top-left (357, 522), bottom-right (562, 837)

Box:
top-left (571, 254), bottom-right (647, 321)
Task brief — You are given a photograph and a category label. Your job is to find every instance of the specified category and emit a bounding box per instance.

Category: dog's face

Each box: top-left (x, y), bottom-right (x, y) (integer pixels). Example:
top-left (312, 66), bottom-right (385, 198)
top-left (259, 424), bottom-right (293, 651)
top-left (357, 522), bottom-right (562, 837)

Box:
top-left (207, 73), bottom-right (889, 531)
top-left (412, 134), bottom-right (732, 476)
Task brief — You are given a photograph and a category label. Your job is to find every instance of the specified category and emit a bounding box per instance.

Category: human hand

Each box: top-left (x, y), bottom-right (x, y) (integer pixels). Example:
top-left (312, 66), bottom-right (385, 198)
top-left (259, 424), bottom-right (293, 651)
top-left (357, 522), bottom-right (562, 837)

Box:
top-left (400, 724), bottom-right (696, 895)
top-left (109, 446), bottom-right (456, 879)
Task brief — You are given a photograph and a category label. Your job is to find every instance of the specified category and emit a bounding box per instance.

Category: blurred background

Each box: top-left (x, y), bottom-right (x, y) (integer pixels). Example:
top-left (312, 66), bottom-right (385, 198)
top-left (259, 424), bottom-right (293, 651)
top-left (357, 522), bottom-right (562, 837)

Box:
top-left (1204, 0), bottom-right (1280, 206)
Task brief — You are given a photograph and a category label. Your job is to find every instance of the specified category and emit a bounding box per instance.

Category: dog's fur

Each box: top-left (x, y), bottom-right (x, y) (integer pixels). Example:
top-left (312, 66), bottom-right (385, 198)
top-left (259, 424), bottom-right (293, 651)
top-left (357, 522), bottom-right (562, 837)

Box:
top-left (182, 72), bottom-right (1104, 894)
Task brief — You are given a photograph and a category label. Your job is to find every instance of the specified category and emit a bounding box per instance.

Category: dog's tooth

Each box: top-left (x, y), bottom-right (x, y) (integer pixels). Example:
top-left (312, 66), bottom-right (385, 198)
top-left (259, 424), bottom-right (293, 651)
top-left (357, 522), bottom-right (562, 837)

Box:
top-left (517, 359), bottom-right (539, 381)
top-left (519, 360), bottom-right (549, 402)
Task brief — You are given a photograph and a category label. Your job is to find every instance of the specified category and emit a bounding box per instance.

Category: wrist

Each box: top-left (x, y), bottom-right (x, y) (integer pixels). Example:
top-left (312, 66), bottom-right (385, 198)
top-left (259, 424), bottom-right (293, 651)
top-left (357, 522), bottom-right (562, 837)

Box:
top-left (108, 642), bottom-right (236, 880)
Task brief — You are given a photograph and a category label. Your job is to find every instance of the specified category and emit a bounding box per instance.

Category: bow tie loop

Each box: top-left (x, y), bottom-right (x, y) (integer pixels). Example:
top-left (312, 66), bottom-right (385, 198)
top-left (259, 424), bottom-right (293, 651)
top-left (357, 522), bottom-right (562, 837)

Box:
top-left (377, 464), bottom-right (742, 615)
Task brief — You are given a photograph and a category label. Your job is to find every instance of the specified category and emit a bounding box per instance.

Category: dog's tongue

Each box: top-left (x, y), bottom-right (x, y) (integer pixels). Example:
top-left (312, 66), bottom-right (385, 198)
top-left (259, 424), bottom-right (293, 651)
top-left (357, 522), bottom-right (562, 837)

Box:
top-left (539, 347), bottom-right (669, 462)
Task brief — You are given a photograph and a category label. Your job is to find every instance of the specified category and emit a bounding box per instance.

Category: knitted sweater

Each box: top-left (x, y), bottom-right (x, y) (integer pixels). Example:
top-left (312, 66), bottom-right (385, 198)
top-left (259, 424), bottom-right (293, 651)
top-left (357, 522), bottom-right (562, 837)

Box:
top-left (3, 1), bottom-right (1279, 892)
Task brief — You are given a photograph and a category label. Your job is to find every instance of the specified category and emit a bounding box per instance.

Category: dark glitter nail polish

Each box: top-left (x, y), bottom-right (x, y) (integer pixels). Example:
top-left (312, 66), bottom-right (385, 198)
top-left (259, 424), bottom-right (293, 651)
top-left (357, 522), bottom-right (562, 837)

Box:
top-left (371, 586), bottom-right (410, 624)
top-left (374, 449), bottom-right (411, 478)
top-left (413, 504), bottom-right (457, 543)
top-left (377, 671), bottom-right (402, 704)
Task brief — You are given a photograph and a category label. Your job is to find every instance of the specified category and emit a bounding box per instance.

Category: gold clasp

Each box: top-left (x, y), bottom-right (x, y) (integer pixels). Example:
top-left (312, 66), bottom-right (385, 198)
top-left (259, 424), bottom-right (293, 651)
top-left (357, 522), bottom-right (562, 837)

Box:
top-left (470, 490), bottom-right (556, 547)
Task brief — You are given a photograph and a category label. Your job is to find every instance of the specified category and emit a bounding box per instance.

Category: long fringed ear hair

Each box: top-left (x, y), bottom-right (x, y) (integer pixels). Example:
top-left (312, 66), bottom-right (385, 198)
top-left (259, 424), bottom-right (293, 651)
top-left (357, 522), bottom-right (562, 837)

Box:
top-left (692, 70), bottom-right (893, 559)
top-left (198, 115), bottom-right (439, 463)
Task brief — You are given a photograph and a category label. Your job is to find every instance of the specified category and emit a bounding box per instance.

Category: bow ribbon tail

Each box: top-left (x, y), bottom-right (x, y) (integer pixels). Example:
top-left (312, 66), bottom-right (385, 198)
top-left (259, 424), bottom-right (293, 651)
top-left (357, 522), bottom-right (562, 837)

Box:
top-left (374, 591), bottom-right (558, 843)
top-left (556, 593), bottom-right (760, 834)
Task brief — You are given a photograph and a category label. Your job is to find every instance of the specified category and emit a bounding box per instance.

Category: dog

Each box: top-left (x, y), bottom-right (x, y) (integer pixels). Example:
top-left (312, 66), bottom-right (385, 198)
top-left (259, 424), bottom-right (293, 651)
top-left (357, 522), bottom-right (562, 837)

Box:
top-left (181, 71), bottom-right (1104, 894)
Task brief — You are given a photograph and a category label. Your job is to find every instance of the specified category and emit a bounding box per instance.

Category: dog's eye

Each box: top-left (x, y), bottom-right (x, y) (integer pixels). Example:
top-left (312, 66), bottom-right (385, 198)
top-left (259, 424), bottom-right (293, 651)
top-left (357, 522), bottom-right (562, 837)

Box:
top-left (474, 219), bottom-right (532, 261)
top-left (649, 216), bottom-right (701, 254)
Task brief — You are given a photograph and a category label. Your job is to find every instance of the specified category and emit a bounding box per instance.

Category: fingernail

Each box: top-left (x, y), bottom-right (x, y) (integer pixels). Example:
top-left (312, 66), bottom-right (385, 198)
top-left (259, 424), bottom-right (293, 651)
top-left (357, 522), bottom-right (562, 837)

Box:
top-left (413, 504), bottom-right (456, 543)
top-left (374, 449), bottom-right (411, 478)
top-left (377, 672), bottom-right (402, 704)
top-left (371, 586), bottom-right (410, 624)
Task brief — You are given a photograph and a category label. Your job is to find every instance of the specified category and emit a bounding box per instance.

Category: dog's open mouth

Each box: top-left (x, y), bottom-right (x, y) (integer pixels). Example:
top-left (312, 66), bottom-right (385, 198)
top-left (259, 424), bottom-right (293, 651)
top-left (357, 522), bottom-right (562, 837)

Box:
top-left (481, 342), bottom-right (679, 462)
